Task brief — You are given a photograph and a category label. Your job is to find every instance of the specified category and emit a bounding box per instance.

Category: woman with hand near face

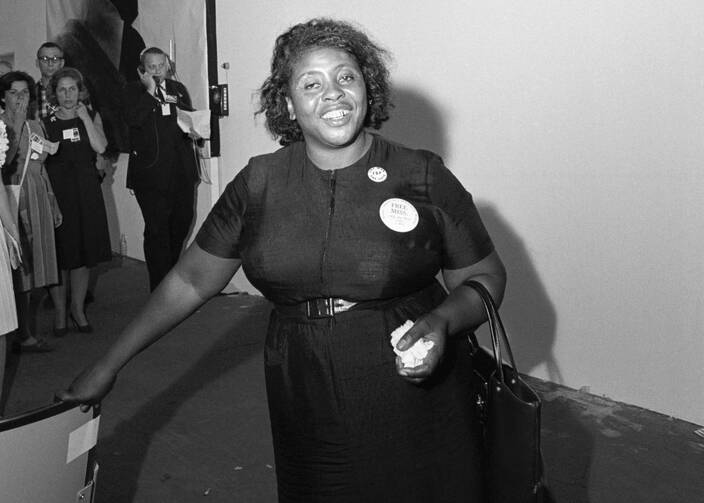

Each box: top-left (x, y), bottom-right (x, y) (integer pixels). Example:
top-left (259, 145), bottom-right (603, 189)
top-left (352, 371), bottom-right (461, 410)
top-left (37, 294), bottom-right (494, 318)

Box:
top-left (0, 71), bottom-right (60, 353)
top-left (42, 68), bottom-right (111, 337)
top-left (59, 20), bottom-right (505, 501)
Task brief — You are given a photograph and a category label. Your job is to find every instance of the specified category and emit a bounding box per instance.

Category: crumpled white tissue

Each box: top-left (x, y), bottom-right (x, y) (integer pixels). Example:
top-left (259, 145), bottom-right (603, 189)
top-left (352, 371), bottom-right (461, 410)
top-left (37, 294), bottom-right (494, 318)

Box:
top-left (390, 320), bottom-right (435, 368)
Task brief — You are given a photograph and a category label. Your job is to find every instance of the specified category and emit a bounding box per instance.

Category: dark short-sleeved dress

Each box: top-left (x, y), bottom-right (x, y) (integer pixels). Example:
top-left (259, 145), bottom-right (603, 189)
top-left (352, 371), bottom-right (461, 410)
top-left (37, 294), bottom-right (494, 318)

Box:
top-left (196, 134), bottom-right (494, 502)
top-left (43, 113), bottom-right (112, 270)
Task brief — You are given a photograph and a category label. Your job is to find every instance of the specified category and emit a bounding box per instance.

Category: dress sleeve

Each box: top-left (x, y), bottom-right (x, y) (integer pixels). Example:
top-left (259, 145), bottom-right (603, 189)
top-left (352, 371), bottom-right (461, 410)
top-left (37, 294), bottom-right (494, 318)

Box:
top-left (195, 168), bottom-right (249, 258)
top-left (427, 154), bottom-right (494, 269)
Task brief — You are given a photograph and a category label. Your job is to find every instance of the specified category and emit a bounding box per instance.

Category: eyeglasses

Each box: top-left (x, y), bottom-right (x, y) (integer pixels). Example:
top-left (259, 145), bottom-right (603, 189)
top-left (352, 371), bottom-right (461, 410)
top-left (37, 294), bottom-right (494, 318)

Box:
top-left (38, 56), bottom-right (64, 64)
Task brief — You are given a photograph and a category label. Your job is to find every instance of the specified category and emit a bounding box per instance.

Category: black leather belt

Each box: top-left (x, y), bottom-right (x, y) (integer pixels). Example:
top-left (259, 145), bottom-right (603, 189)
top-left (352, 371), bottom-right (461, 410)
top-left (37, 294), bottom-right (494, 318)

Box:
top-left (275, 283), bottom-right (444, 320)
top-left (306, 298), bottom-right (356, 318)
top-left (276, 297), bottom-right (357, 319)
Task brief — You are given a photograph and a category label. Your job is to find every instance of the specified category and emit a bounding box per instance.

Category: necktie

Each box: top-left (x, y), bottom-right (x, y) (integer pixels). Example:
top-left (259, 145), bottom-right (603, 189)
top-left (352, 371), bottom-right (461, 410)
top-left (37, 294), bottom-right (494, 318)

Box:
top-left (155, 85), bottom-right (165, 103)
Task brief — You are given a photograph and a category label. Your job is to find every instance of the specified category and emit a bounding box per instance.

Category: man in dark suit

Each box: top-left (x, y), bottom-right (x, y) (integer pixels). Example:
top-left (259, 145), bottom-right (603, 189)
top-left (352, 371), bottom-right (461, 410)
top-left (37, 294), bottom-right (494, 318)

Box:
top-left (125, 47), bottom-right (199, 291)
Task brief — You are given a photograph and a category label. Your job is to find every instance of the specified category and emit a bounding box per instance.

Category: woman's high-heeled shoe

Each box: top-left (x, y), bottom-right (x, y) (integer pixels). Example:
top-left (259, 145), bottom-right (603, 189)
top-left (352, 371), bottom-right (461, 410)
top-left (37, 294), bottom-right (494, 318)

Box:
top-left (69, 314), bottom-right (93, 333)
top-left (53, 326), bottom-right (68, 337)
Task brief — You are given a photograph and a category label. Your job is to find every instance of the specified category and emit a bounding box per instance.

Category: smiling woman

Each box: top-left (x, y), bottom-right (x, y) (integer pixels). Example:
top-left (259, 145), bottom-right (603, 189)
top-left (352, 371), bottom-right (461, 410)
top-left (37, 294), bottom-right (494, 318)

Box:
top-left (258, 18), bottom-right (391, 150)
top-left (284, 48), bottom-right (369, 165)
top-left (58, 18), bottom-right (506, 503)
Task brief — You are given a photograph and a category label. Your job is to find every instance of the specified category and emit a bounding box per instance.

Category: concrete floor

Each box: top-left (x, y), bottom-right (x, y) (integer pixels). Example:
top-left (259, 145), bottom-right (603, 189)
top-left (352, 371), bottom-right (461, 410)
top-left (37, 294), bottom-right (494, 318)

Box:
top-left (2, 257), bottom-right (703, 502)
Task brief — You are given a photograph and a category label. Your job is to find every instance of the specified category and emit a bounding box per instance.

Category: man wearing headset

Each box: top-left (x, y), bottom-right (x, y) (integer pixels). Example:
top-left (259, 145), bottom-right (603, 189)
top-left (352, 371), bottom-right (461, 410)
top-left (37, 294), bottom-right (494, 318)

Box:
top-left (125, 47), bottom-right (199, 291)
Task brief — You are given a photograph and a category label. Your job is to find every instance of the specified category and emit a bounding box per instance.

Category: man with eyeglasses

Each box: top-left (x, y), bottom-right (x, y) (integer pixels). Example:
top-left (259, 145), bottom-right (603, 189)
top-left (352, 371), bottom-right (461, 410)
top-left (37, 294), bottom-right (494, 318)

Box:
top-left (35, 42), bottom-right (65, 119)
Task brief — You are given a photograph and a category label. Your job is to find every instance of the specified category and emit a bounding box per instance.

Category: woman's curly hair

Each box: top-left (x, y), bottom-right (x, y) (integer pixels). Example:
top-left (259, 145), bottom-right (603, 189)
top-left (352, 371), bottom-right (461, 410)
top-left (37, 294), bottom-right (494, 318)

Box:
top-left (257, 18), bottom-right (393, 146)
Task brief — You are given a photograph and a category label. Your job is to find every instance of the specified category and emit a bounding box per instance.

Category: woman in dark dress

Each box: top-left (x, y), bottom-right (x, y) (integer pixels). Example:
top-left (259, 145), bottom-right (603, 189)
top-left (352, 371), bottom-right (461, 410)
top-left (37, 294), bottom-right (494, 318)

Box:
top-left (43, 67), bottom-right (110, 335)
top-left (59, 19), bottom-right (507, 502)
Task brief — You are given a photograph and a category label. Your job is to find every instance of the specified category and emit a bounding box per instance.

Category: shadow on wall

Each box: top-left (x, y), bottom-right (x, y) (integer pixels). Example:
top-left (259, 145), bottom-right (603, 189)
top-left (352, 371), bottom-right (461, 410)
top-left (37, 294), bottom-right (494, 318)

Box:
top-left (382, 84), bottom-right (559, 380)
top-left (476, 204), bottom-right (561, 382)
top-left (382, 85), bottom-right (447, 159)
top-left (55, 20), bottom-right (129, 154)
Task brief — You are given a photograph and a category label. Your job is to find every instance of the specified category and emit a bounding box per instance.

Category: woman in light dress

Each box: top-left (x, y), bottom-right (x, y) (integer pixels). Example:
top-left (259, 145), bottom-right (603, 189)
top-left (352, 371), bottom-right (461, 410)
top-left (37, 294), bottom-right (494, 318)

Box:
top-left (0, 117), bottom-right (21, 413)
top-left (0, 71), bottom-right (61, 353)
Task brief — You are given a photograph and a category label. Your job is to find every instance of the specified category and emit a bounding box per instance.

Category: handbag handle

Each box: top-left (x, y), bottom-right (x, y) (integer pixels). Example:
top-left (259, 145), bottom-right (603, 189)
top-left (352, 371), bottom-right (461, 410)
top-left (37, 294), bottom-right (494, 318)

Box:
top-left (16, 121), bottom-right (31, 188)
top-left (465, 280), bottom-right (519, 384)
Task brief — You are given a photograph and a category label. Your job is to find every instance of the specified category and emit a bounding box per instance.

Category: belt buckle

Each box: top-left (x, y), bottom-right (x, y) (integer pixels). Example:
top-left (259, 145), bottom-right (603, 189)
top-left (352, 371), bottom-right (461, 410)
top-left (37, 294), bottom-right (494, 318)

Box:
top-left (306, 298), bottom-right (334, 319)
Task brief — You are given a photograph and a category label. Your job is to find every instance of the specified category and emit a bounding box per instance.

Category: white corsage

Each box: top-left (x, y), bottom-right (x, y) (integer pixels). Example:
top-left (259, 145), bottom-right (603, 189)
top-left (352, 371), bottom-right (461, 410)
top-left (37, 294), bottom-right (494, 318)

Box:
top-left (0, 119), bottom-right (9, 166)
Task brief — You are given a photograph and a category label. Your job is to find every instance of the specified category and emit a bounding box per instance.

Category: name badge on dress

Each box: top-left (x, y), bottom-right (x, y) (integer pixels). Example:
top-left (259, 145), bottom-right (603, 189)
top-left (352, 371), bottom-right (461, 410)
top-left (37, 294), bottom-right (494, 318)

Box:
top-left (62, 128), bottom-right (81, 142)
top-left (379, 198), bottom-right (419, 233)
top-left (30, 133), bottom-right (44, 154)
top-left (161, 103), bottom-right (171, 116)
top-left (368, 166), bottom-right (387, 183)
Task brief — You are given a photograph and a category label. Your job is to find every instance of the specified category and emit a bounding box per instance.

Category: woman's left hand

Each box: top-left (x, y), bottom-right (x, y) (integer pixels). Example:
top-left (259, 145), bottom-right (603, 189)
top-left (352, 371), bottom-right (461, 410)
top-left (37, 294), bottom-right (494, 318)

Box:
top-left (76, 102), bottom-right (91, 122)
top-left (49, 194), bottom-right (62, 227)
top-left (394, 312), bottom-right (447, 384)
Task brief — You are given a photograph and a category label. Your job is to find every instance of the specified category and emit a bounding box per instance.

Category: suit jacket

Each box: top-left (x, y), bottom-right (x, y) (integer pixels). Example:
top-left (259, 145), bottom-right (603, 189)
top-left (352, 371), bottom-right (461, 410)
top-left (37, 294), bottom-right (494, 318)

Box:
top-left (125, 78), bottom-right (198, 192)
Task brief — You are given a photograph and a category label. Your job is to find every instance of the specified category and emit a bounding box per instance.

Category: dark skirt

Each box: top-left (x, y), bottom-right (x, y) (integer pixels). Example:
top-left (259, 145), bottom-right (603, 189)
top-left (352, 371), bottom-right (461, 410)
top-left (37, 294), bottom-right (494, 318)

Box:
top-left (265, 282), bottom-right (485, 502)
top-left (49, 164), bottom-right (112, 270)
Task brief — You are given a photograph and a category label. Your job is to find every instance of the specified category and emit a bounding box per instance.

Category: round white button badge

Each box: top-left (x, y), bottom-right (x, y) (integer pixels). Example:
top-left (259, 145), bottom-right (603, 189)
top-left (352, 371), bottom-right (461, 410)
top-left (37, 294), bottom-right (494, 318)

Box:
top-left (379, 198), bottom-right (419, 233)
top-left (368, 166), bottom-right (387, 183)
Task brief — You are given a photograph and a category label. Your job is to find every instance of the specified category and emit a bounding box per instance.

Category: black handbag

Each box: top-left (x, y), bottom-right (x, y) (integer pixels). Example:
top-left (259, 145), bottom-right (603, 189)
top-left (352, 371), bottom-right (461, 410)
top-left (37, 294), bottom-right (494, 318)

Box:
top-left (465, 280), bottom-right (546, 503)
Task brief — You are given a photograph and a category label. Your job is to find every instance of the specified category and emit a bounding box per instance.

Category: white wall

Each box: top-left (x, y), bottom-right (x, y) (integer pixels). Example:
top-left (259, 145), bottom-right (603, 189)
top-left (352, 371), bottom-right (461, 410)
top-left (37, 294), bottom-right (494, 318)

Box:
top-left (0, 0), bottom-right (44, 69)
top-left (213, 0), bottom-right (704, 425)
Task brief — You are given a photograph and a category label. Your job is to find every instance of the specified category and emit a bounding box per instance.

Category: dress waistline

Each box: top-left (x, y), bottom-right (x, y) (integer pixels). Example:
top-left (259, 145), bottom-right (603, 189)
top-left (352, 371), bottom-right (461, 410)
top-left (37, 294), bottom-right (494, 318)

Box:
top-left (273, 282), bottom-right (443, 320)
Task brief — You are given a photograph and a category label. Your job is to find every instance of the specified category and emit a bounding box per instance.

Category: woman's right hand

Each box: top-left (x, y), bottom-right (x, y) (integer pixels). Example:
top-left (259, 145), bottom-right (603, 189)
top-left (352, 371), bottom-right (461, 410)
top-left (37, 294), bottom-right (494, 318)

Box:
top-left (5, 228), bottom-right (22, 269)
top-left (56, 363), bottom-right (118, 412)
top-left (137, 67), bottom-right (157, 95)
top-left (12, 96), bottom-right (28, 132)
